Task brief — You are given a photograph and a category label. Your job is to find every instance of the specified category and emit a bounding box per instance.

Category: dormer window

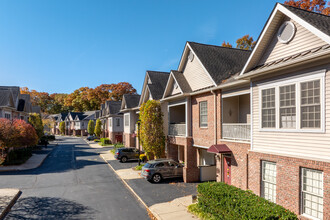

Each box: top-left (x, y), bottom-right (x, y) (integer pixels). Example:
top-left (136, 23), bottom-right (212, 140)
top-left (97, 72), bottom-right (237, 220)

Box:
top-left (277, 21), bottom-right (296, 44)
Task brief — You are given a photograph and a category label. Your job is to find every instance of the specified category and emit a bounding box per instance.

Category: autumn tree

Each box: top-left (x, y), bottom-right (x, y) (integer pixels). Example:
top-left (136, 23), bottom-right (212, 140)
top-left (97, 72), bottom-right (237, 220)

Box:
top-left (221, 41), bottom-right (233, 48)
top-left (28, 113), bottom-right (44, 139)
top-left (94, 119), bottom-right (102, 137)
top-left (59, 121), bottom-right (65, 135)
top-left (139, 100), bottom-right (165, 159)
top-left (236, 35), bottom-right (256, 50)
top-left (87, 120), bottom-right (95, 135)
top-left (13, 119), bottom-right (38, 147)
top-left (21, 87), bottom-right (52, 113)
top-left (284, 0), bottom-right (330, 15)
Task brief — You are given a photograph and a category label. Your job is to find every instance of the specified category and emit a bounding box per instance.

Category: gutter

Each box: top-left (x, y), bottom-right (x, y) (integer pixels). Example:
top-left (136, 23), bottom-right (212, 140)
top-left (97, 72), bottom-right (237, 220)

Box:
top-left (237, 50), bottom-right (330, 80)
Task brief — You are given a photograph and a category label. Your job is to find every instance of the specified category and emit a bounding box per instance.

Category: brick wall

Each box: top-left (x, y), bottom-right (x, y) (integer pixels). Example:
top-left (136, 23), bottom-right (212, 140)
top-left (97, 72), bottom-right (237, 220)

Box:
top-left (248, 151), bottom-right (330, 218)
top-left (220, 141), bottom-right (250, 190)
top-left (191, 91), bottom-right (222, 147)
top-left (123, 133), bottom-right (135, 148)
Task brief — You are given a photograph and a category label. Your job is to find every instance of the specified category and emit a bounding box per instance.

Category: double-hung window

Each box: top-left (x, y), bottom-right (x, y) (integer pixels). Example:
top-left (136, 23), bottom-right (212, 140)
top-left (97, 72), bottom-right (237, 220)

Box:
top-left (124, 115), bottom-right (129, 127)
top-left (261, 161), bottom-right (276, 203)
top-left (199, 101), bottom-right (208, 127)
top-left (301, 168), bottom-right (323, 219)
top-left (4, 112), bottom-right (11, 119)
top-left (260, 71), bottom-right (324, 132)
top-left (301, 80), bottom-right (321, 128)
top-left (109, 118), bottom-right (112, 128)
top-left (262, 88), bottom-right (276, 128)
top-left (116, 118), bottom-right (120, 127)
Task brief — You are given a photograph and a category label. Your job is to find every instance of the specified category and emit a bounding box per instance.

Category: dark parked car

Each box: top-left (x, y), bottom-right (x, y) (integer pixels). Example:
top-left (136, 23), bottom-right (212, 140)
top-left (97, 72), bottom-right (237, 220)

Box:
top-left (141, 159), bottom-right (183, 183)
top-left (87, 135), bottom-right (97, 141)
top-left (114, 148), bottom-right (144, 163)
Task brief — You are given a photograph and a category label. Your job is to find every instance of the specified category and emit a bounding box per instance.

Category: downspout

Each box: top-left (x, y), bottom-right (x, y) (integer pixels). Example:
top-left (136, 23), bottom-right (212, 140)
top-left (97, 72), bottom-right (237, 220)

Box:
top-left (211, 90), bottom-right (217, 145)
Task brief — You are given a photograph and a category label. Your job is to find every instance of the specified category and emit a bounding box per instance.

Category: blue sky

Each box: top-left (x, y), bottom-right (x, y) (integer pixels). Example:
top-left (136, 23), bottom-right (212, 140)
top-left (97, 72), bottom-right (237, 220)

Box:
top-left (0, 0), bottom-right (284, 94)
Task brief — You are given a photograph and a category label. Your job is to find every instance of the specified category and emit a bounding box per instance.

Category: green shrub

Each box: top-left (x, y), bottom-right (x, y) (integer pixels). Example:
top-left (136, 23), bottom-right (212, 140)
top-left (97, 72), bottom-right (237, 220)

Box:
top-left (134, 164), bottom-right (144, 170)
top-left (3, 148), bottom-right (32, 165)
top-left (196, 182), bottom-right (297, 220)
top-left (100, 138), bottom-right (111, 146)
top-left (93, 139), bottom-right (100, 142)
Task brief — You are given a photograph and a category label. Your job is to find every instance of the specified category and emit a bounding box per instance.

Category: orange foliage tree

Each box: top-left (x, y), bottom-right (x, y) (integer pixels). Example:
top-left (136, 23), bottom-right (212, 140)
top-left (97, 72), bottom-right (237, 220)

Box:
top-left (284, 0), bottom-right (330, 15)
top-left (221, 41), bottom-right (233, 48)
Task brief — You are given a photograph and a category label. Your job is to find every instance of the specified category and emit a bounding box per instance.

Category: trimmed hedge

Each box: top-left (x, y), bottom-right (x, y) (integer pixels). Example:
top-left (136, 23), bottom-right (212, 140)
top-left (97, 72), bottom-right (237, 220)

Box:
top-left (100, 138), bottom-right (111, 146)
top-left (196, 182), bottom-right (297, 220)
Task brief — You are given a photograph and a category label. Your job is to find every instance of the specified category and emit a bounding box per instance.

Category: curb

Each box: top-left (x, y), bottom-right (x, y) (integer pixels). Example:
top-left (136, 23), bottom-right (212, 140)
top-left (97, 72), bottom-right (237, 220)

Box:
top-left (0, 190), bottom-right (21, 220)
top-left (0, 145), bottom-right (57, 172)
top-left (99, 153), bottom-right (160, 220)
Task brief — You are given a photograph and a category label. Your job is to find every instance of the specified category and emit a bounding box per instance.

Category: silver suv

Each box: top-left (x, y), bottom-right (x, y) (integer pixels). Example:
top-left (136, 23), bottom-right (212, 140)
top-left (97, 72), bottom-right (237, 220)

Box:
top-left (114, 148), bottom-right (143, 163)
top-left (141, 159), bottom-right (183, 183)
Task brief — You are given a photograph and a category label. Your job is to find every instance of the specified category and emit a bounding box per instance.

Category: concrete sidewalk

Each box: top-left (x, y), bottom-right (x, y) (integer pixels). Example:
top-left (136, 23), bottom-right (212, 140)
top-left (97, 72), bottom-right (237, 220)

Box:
top-left (0, 189), bottom-right (21, 220)
top-left (0, 145), bottom-right (56, 172)
top-left (93, 144), bottom-right (198, 220)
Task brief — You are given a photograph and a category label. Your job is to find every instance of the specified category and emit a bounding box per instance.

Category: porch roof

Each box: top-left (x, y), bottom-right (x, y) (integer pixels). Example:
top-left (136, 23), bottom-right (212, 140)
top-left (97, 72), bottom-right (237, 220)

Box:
top-left (207, 144), bottom-right (232, 154)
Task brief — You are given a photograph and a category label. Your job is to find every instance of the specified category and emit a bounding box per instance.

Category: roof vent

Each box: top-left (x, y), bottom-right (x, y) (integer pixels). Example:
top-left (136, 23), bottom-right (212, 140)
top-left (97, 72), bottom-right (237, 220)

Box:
top-left (188, 51), bottom-right (194, 62)
top-left (277, 21), bottom-right (296, 44)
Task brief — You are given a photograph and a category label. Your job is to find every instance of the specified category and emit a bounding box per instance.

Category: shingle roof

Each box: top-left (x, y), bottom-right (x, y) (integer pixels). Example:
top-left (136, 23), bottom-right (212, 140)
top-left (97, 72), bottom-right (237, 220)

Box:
top-left (188, 42), bottom-right (251, 85)
top-left (147, 71), bottom-right (170, 100)
top-left (123, 94), bottom-right (141, 109)
top-left (0, 90), bottom-right (14, 107)
top-left (106, 101), bottom-right (122, 115)
top-left (59, 113), bottom-right (68, 121)
top-left (0, 86), bottom-right (20, 103)
top-left (281, 4), bottom-right (330, 36)
top-left (171, 70), bottom-right (192, 93)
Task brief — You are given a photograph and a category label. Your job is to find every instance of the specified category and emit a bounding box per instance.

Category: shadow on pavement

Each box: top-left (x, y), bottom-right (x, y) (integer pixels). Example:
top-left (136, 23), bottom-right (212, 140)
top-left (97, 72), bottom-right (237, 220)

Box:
top-left (5, 197), bottom-right (96, 220)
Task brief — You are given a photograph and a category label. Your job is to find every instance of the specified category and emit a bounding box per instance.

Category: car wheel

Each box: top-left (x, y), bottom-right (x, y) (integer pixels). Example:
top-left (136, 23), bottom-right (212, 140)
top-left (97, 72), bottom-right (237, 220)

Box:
top-left (152, 174), bottom-right (162, 183)
top-left (121, 156), bottom-right (128, 163)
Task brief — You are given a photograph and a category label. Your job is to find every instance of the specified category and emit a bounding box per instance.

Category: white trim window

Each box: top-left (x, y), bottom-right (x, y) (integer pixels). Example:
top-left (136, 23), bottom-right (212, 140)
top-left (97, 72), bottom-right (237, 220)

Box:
top-left (261, 161), bottom-right (276, 203)
top-left (199, 101), bottom-right (208, 127)
top-left (280, 84), bottom-right (296, 128)
top-left (4, 112), bottom-right (11, 120)
top-left (109, 118), bottom-right (112, 128)
top-left (261, 88), bottom-right (276, 128)
top-left (259, 71), bottom-right (325, 132)
top-left (124, 114), bottom-right (129, 127)
top-left (301, 168), bottom-right (323, 219)
top-left (301, 80), bottom-right (321, 129)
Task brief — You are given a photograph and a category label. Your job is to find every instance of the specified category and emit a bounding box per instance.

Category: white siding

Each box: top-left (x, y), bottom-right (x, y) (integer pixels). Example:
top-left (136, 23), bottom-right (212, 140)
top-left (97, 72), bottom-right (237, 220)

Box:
top-left (182, 51), bottom-right (214, 91)
top-left (252, 67), bottom-right (330, 161)
top-left (258, 18), bottom-right (326, 65)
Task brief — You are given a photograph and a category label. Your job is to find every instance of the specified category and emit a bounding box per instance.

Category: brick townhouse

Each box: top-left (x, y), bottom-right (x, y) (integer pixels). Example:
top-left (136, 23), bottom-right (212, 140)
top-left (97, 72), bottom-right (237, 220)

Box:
top-left (104, 101), bottom-right (123, 144)
top-left (237, 4), bottom-right (330, 219)
top-left (0, 86), bottom-right (39, 122)
top-left (120, 94), bottom-right (140, 148)
top-left (137, 70), bottom-right (170, 147)
top-left (161, 41), bottom-right (251, 183)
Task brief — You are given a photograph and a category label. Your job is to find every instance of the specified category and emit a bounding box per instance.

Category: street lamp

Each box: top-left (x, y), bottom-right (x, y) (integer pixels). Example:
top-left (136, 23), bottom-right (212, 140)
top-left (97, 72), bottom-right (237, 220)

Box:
top-left (137, 119), bottom-right (141, 166)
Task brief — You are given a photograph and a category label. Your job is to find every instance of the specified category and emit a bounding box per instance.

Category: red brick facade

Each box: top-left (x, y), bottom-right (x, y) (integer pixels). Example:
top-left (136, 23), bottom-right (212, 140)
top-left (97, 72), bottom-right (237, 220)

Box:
top-left (248, 151), bottom-right (330, 218)
top-left (108, 132), bottom-right (123, 144)
top-left (123, 133), bottom-right (136, 148)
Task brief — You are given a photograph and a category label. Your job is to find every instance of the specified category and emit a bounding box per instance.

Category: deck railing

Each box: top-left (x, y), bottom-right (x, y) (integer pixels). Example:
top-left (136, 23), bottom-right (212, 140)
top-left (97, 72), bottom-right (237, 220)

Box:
top-left (222, 123), bottom-right (250, 141)
top-left (169, 124), bottom-right (186, 136)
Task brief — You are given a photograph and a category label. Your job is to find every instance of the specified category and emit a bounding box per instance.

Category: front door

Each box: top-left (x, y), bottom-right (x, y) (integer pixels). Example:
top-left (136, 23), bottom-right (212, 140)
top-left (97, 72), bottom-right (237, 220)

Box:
top-left (223, 156), bottom-right (231, 185)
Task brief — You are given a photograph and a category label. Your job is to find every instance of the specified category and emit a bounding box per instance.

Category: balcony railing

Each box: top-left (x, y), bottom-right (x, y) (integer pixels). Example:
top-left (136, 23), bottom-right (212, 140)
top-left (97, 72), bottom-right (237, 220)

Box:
top-left (169, 123), bottom-right (186, 136)
top-left (222, 123), bottom-right (250, 141)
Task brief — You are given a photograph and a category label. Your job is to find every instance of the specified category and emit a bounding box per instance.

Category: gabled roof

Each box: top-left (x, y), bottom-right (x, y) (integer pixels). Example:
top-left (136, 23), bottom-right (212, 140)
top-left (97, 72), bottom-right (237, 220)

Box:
top-left (171, 71), bottom-right (192, 93)
top-left (188, 42), bottom-right (251, 85)
top-left (121, 94), bottom-right (141, 111)
top-left (240, 3), bottom-right (330, 76)
top-left (281, 4), bottom-right (330, 36)
top-left (0, 86), bottom-right (20, 105)
top-left (147, 71), bottom-right (170, 100)
top-left (0, 90), bottom-right (15, 108)
top-left (106, 101), bottom-right (122, 115)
